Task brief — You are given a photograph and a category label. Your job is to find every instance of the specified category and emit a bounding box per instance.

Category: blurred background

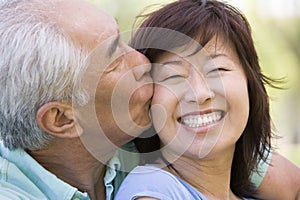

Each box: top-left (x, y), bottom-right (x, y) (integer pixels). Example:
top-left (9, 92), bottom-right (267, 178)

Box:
top-left (90, 0), bottom-right (300, 166)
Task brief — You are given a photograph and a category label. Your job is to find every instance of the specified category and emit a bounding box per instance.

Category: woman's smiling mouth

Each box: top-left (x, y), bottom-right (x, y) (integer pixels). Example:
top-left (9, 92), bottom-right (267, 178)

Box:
top-left (178, 111), bottom-right (224, 128)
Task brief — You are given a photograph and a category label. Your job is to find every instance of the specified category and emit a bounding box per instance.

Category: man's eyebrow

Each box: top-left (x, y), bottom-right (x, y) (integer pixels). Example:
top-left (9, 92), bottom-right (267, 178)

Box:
top-left (108, 35), bottom-right (120, 57)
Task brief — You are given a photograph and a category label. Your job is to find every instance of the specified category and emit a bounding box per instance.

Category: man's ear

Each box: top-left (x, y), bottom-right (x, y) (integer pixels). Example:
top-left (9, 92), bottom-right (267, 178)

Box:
top-left (36, 102), bottom-right (83, 138)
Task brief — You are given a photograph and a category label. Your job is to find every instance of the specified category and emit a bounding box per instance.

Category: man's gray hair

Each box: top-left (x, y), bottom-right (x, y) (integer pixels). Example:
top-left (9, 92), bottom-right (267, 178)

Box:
top-left (0, 0), bottom-right (90, 150)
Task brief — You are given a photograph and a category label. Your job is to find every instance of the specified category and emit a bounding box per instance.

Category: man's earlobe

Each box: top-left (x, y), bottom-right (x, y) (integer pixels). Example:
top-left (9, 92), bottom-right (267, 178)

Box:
top-left (36, 102), bottom-right (83, 138)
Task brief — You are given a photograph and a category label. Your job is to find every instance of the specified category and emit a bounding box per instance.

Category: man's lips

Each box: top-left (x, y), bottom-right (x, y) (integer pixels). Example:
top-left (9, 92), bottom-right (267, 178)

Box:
top-left (178, 111), bottom-right (225, 128)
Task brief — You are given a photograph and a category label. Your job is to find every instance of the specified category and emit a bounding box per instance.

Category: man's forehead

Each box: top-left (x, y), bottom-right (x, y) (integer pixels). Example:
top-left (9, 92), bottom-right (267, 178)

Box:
top-left (50, 0), bottom-right (119, 51)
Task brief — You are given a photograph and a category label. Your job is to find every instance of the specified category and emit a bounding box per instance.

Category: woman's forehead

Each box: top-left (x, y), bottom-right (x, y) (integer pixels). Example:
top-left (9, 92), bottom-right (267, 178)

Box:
top-left (155, 36), bottom-right (235, 62)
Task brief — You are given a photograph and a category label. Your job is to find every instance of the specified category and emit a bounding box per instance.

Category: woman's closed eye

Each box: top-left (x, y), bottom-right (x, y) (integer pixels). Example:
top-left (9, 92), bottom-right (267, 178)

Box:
top-left (206, 66), bottom-right (231, 76)
top-left (154, 64), bottom-right (188, 83)
top-left (162, 74), bottom-right (185, 81)
top-left (210, 67), bottom-right (230, 73)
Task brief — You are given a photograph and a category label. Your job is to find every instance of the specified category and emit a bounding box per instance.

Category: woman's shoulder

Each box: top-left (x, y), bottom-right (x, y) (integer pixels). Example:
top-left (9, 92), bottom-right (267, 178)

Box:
top-left (120, 165), bottom-right (186, 190)
top-left (115, 165), bottom-right (205, 200)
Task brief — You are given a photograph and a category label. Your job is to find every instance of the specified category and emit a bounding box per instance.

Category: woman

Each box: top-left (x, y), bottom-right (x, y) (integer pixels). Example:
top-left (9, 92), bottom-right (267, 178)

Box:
top-left (116, 0), bottom-right (277, 199)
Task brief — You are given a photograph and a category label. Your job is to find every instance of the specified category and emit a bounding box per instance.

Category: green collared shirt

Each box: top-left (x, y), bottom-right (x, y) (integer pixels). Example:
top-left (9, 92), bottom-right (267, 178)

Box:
top-left (0, 142), bottom-right (90, 200)
top-left (0, 141), bottom-right (139, 200)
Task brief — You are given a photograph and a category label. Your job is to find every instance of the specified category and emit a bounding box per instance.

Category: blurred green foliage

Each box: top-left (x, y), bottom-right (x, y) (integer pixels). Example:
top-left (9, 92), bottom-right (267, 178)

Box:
top-left (245, 2), bottom-right (300, 167)
top-left (90, 0), bottom-right (300, 166)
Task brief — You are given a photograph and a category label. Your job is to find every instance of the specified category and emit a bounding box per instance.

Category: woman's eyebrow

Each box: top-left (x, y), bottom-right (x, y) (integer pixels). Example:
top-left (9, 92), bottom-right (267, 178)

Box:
top-left (161, 60), bottom-right (183, 66)
top-left (210, 53), bottom-right (227, 59)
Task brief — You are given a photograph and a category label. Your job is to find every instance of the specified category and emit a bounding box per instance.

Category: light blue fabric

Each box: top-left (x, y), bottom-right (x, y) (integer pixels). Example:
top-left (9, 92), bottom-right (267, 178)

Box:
top-left (115, 165), bottom-right (207, 200)
top-left (111, 143), bottom-right (272, 199)
top-left (0, 141), bottom-right (90, 200)
top-left (115, 165), bottom-right (256, 200)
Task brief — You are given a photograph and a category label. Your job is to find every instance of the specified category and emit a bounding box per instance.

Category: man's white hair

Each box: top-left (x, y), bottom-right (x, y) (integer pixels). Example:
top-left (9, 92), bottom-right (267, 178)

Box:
top-left (0, 0), bottom-right (90, 150)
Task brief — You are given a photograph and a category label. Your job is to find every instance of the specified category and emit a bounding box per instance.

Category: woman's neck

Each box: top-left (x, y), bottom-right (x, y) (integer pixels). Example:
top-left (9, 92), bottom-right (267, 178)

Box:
top-left (162, 147), bottom-right (240, 200)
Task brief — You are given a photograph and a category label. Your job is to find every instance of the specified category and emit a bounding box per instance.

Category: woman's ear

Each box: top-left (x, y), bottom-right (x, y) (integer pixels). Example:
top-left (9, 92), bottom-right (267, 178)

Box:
top-left (36, 102), bottom-right (83, 138)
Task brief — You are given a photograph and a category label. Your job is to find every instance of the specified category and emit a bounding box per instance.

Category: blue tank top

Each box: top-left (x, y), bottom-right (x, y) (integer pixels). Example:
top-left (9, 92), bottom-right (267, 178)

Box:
top-left (115, 165), bottom-right (206, 200)
top-left (115, 165), bottom-right (255, 200)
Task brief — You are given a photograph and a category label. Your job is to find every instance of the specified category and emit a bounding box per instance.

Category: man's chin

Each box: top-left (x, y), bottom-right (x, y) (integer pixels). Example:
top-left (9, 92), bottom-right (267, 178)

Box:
top-left (130, 117), bottom-right (152, 137)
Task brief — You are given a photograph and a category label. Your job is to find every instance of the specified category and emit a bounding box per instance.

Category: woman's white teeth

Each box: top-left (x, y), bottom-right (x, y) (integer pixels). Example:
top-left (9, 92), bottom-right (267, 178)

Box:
top-left (181, 112), bottom-right (222, 128)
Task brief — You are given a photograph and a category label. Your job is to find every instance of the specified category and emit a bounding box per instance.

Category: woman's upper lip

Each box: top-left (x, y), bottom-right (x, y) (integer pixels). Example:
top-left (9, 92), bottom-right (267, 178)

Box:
top-left (178, 109), bottom-right (224, 118)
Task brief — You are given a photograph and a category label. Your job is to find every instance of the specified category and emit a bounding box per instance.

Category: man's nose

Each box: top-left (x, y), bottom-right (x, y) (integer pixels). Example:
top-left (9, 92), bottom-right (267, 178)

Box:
top-left (130, 51), bottom-right (152, 81)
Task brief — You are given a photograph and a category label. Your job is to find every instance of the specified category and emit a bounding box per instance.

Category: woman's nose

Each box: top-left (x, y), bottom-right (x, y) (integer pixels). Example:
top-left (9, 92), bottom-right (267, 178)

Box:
top-left (184, 71), bottom-right (215, 104)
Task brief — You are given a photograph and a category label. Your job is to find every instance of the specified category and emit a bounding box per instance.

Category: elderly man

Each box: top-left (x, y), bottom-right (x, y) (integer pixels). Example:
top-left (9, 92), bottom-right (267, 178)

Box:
top-left (0, 0), bottom-right (152, 199)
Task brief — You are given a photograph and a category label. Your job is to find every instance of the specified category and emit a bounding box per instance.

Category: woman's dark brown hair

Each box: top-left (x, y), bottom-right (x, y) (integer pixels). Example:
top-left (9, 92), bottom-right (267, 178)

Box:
top-left (131, 0), bottom-right (276, 197)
